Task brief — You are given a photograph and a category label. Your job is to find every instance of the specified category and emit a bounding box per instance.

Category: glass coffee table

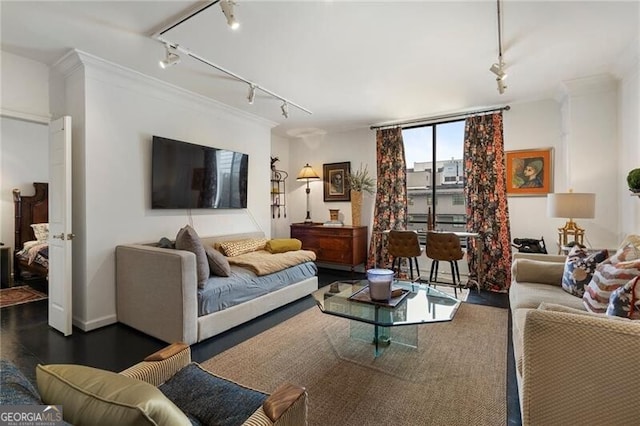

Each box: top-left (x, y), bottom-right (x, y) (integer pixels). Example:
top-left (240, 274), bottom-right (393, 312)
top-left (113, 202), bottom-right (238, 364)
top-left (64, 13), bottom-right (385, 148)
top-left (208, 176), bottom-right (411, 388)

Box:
top-left (312, 280), bottom-right (461, 356)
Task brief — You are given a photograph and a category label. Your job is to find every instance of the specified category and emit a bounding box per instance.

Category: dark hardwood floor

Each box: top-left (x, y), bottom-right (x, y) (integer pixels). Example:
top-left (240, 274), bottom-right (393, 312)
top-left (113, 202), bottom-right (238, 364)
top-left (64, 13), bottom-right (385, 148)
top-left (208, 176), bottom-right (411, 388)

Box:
top-left (1, 268), bottom-right (520, 424)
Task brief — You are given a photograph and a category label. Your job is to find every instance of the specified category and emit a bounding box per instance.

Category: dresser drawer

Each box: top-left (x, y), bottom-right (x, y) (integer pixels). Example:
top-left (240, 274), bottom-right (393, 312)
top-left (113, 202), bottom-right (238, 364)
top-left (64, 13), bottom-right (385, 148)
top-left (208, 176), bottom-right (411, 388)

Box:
top-left (290, 223), bottom-right (367, 270)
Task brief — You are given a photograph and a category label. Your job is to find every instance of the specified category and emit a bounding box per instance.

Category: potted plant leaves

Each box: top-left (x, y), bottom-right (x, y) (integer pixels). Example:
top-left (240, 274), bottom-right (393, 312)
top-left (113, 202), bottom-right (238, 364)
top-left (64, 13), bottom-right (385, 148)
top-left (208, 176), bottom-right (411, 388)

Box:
top-left (627, 168), bottom-right (640, 193)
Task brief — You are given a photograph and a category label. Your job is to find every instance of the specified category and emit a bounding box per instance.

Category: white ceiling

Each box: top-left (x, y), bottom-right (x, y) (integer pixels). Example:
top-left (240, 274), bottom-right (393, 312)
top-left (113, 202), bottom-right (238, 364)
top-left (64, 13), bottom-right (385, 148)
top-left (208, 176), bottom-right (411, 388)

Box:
top-left (1, 1), bottom-right (638, 137)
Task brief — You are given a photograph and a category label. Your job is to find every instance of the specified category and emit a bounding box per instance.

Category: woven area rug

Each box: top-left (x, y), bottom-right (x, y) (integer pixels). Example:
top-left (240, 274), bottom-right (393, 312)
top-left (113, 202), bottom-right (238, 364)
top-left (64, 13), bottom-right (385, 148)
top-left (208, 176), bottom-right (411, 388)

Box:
top-left (202, 302), bottom-right (507, 426)
top-left (0, 285), bottom-right (47, 308)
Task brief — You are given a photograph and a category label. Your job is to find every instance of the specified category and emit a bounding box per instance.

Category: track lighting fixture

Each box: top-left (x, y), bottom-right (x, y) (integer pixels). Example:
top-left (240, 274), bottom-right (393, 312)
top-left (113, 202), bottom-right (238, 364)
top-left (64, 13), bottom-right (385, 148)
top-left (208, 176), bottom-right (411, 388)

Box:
top-left (490, 60), bottom-right (507, 94)
top-left (219, 0), bottom-right (239, 30)
top-left (490, 0), bottom-right (508, 94)
top-left (496, 78), bottom-right (507, 95)
top-left (490, 62), bottom-right (507, 81)
top-left (247, 84), bottom-right (256, 104)
top-left (159, 44), bottom-right (180, 69)
top-left (152, 2), bottom-right (311, 118)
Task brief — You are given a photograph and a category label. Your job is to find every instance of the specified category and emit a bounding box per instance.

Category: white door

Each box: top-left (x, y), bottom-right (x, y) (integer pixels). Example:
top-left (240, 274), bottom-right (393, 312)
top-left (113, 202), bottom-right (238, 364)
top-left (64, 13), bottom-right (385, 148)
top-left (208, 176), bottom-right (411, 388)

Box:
top-left (48, 116), bottom-right (73, 336)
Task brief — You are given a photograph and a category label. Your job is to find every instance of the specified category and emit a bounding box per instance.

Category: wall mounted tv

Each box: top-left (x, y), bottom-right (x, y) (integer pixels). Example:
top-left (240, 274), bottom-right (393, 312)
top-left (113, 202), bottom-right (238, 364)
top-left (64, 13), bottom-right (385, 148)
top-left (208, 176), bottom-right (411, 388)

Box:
top-left (151, 136), bottom-right (248, 209)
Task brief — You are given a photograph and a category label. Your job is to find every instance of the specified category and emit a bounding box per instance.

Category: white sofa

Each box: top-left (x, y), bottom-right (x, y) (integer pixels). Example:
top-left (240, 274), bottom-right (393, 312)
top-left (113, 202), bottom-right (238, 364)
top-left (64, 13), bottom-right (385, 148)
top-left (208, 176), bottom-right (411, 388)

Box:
top-left (116, 232), bottom-right (318, 345)
top-left (509, 252), bottom-right (640, 426)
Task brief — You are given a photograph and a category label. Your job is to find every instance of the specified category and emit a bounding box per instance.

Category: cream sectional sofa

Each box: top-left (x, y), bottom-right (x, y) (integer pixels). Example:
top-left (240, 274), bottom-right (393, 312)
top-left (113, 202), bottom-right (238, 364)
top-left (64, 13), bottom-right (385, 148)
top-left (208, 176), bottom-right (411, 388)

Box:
top-left (509, 252), bottom-right (640, 426)
top-left (116, 232), bottom-right (318, 345)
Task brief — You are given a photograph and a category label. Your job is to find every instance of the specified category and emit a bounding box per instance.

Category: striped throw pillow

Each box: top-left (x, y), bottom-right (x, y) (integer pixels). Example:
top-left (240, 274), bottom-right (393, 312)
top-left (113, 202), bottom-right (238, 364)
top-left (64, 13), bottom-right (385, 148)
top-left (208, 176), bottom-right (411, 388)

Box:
top-left (583, 248), bottom-right (640, 314)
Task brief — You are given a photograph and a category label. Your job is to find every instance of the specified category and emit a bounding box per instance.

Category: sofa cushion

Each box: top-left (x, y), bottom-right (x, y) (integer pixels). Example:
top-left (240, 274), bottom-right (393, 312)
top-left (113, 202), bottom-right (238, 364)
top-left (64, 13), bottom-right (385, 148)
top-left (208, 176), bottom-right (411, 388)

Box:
top-left (607, 276), bottom-right (640, 320)
top-left (583, 255), bottom-right (640, 314)
top-left (175, 225), bottom-right (209, 288)
top-left (561, 247), bottom-right (609, 298)
top-left (265, 238), bottom-right (302, 254)
top-left (159, 363), bottom-right (267, 426)
top-left (219, 238), bottom-right (268, 257)
top-left (204, 245), bottom-right (231, 277)
top-left (509, 279), bottom-right (586, 311)
top-left (36, 364), bottom-right (191, 426)
top-left (511, 258), bottom-right (565, 286)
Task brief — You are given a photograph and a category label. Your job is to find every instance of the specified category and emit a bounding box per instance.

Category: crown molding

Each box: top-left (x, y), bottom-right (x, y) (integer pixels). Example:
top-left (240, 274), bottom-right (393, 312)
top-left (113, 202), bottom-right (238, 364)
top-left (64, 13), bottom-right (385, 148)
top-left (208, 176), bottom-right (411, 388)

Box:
top-left (555, 74), bottom-right (618, 104)
top-left (0, 107), bottom-right (51, 124)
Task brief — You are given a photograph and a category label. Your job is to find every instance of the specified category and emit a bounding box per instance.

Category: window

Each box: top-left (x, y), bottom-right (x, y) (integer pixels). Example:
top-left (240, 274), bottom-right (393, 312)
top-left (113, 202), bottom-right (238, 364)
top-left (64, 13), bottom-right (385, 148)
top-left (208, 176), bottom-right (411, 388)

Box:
top-left (403, 121), bottom-right (466, 233)
top-left (452, 193), bottom-right (465, 205)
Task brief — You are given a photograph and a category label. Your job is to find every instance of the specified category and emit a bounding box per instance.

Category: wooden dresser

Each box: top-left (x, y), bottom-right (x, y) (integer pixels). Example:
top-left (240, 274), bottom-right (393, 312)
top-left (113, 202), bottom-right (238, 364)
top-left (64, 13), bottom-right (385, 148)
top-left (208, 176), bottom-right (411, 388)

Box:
top-left (290, 223), bottom-right (368, 270)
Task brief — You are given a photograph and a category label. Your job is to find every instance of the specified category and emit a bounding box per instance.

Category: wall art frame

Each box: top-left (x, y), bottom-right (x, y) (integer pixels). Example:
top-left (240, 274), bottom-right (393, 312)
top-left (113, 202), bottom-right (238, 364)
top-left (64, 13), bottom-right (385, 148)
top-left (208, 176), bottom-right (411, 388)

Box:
top-left (505, 148), bottom-right (553, 196)
top-left (323, 162), bottom-right (351, 202)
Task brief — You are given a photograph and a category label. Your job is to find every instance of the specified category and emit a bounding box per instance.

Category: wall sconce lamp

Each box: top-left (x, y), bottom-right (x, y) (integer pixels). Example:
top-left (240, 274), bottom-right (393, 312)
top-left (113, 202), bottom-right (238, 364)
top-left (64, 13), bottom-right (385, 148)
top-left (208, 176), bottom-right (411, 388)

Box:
top-left (547, 191), bottom-right (596, 253)
top-left (297, 164), bottom-right (320, 223)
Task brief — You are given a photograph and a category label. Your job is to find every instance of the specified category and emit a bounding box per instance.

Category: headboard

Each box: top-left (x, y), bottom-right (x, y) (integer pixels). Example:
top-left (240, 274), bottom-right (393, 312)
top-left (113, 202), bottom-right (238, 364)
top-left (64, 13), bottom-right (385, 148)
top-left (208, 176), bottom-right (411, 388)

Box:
top-left (13, 182), bottom-right (49, 250)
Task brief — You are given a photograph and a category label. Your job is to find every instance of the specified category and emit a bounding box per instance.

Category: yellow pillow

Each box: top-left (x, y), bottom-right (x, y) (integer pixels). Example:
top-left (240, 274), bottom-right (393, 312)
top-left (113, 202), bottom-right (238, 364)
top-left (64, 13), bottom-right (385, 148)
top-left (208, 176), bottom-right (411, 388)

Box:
top-left (265, 238), bottom-right (302, 254)
top-left (219, 238), bottom-right (267, 257)
top-left (36, 364), bottom-right (191, 426)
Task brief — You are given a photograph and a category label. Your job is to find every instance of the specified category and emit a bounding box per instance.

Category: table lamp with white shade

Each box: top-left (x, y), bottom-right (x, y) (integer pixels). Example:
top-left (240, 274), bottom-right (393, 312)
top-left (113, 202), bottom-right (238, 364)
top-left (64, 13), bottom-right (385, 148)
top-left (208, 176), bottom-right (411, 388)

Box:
top-left (547, 191), bottom-right (596, 252)
top-left (297, 163), bottom-right (320, 223)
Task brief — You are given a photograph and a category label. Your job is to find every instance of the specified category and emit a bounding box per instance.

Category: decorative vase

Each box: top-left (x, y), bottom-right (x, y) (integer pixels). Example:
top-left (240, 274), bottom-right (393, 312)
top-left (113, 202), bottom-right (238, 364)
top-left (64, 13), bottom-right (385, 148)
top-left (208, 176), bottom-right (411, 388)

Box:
top-left (329, 209), bottom-right (340, 221)
top-left (351, 190), bottom-right (363, 226)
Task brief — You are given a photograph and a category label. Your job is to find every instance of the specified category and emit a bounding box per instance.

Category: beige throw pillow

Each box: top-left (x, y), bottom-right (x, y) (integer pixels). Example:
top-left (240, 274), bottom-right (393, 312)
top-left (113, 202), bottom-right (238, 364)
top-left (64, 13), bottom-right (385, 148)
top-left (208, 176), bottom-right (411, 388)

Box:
top-left (511, 258), bottom-right (565, 286)
top-left (175, 225), bottom-right (209, 288)
top-left (36, 364), bottom-right (191, 426)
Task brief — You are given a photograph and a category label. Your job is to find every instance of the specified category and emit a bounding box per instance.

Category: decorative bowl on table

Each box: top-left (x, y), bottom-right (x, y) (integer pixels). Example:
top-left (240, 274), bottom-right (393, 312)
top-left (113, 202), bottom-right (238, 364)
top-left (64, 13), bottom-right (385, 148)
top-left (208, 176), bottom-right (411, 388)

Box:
top-left (366, 268), bottom-right (395, 301)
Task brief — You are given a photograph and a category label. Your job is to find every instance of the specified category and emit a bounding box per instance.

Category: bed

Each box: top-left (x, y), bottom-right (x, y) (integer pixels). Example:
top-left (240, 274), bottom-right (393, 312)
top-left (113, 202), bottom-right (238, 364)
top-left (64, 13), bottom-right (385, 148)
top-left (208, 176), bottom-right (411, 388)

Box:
top-left (12, 182), bottom-right (49, 282)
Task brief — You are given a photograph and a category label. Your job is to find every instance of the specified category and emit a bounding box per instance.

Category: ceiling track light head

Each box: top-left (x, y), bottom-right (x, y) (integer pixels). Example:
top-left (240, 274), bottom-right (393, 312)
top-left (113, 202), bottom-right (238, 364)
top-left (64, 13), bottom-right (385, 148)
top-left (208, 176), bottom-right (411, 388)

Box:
top-left (247, 84), bottom-right (256, 104)
top-left (281, 102), bottom-right (289, 119)
top-left (220, 0), bottom-right (240, 30)
top-left (159, 44), bottom-right (180, 69)
top-left (497, 78), bottom-right (507, 94)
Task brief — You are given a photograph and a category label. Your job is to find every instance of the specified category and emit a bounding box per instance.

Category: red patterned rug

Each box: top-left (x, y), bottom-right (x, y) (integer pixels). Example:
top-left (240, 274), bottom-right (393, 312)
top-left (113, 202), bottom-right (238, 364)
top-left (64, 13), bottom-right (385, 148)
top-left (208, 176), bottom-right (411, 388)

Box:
top-left (0, 285), bottom-right (47, 308)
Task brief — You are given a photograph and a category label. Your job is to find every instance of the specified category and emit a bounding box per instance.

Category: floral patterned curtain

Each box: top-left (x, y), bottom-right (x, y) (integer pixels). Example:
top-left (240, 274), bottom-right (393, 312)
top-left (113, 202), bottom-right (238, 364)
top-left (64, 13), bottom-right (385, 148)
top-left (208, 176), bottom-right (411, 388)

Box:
top-left (367, 128), bottom-right (407, 269)
top-left (464, 113), bottom-right (512, 292)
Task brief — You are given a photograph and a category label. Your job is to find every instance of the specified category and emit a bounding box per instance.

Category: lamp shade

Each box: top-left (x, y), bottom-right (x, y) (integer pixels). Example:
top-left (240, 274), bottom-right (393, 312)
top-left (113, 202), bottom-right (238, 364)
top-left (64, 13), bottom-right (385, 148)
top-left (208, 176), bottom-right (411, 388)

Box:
top-left (296, 164), bottom-right (320, 181)
top-left (547, 193), bottom-right (595, 219)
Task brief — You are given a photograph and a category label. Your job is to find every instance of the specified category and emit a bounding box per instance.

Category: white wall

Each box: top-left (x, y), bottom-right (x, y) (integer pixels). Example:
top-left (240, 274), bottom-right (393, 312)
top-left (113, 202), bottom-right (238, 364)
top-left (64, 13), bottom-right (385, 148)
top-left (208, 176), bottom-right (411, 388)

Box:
top-left (52, 50), bottom-right (275, 330)
top-left (0, 50), bottom-right (51, 271)
top-left (288, 127), bottom-right (377, 231)
top-left (0, 118), bottom-right (49, 252)
top-left (503, 99), bottom-right (563, 249)
top-left (557, 75), bottom-right (620, 249)
top-left (0, 50), bottom-right (50, 123)
top-left (615, 40), bottom-right (640, 237)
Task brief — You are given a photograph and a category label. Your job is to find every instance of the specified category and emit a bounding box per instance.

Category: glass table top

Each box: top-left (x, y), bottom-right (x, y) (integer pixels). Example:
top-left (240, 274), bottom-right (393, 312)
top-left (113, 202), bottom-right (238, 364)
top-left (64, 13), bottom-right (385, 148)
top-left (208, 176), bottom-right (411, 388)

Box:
top-left (312, 280), bottom-right (461, 327)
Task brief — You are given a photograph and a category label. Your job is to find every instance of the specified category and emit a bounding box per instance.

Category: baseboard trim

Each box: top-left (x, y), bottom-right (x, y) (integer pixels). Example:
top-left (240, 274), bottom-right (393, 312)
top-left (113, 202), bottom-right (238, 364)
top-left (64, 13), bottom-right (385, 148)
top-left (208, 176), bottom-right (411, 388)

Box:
top-left (73, 314), bottom-right (117, 332)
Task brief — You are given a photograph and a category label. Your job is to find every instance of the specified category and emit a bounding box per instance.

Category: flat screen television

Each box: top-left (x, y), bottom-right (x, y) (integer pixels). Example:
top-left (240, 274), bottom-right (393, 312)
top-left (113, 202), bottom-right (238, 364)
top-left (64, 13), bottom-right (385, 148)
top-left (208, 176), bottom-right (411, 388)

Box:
top-left (151, 136), bottom-right (248, 209)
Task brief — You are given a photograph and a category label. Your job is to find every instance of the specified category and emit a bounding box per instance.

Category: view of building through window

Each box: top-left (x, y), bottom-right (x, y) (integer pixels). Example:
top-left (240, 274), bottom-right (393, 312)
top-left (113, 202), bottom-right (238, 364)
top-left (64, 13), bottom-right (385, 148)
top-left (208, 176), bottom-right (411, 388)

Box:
top-left (402, 120), bottom-right (466, 244)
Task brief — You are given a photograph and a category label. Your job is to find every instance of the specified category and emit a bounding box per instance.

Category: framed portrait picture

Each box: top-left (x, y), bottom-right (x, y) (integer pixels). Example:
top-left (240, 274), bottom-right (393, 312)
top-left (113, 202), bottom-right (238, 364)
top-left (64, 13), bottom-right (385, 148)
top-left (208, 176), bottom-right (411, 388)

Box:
top-left (505, 148), bottom-right (553, 196)
top-left (323, 162), bottom-right (351, 202)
